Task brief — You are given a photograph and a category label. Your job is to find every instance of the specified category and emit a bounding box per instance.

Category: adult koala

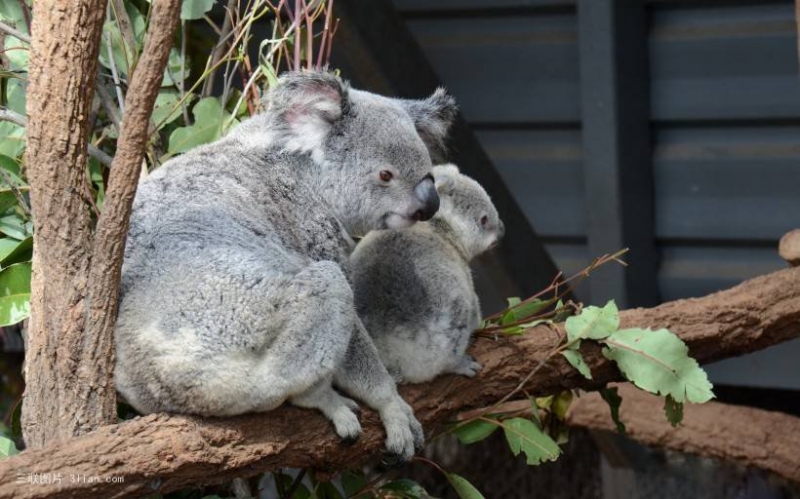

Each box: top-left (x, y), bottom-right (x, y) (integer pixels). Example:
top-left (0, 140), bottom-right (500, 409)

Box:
top-left (114, 71), bottom-right (456, 459)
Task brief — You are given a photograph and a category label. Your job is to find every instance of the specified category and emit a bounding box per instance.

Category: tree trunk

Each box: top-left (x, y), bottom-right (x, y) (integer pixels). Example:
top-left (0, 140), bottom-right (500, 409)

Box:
top-left (0, 266), bottom-right (796, 499)
top-left (22, 0), bottom-right (181, 450)
top-left (23, 0), bottom-right (109, 450)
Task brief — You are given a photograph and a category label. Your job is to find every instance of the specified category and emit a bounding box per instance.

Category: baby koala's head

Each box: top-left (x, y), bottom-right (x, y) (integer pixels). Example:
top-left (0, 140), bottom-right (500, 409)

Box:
top-left (431, 164), bottom-right (505, 260)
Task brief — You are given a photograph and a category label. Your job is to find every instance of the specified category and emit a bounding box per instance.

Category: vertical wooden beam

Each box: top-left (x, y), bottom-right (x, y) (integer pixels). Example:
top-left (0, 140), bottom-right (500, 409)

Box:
top-left (332, 0), bottom-right (564, 300)
top-left (577, 0), bottom-right (659, 308)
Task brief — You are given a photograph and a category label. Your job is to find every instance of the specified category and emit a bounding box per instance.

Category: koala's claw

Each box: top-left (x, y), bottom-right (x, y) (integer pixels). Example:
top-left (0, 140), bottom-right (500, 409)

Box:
top-left (380, 452), bottom-right (408, 469)
top-left (340, 433), bottom-right (360, 446)
top-left (452, 355), bottom-right (483, 378)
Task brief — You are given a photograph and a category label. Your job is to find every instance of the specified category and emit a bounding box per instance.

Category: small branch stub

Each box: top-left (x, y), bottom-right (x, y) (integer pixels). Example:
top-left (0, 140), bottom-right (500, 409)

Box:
top-left (779, 229), bottom-right (800, 267)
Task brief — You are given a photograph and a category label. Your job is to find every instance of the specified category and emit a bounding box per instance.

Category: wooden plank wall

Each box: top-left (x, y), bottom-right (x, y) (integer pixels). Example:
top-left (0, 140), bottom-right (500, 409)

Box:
top-left (394, 0), bottom-right (800, 304)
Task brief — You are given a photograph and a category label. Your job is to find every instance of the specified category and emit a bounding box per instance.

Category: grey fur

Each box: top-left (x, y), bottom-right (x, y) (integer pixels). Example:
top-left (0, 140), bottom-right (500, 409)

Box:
top-left (350, 164), bottom-right (505, 384)
top-left (114, 71), bottom-right (455, 458)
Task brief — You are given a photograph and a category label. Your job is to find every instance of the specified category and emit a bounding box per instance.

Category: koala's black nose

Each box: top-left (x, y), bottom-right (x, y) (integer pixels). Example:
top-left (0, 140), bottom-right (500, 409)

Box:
top-left (413, 174), bottom-right (439, 221)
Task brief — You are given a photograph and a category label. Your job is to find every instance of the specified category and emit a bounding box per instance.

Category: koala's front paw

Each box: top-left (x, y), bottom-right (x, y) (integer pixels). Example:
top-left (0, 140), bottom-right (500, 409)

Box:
top-left (451, 355), bottom-right (483, 378)
top-left (330, 403), bottom-right (362, 442)
top-left (379, 398), bottom-right (425, 460)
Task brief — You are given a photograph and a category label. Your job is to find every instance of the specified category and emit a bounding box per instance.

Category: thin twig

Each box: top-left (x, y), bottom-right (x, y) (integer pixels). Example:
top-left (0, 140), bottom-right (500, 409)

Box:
top-left (0, 20), bottom-right (30, 43)
top-left (0, 108), bottom-right (113, 167)
top-left (95, 79), bottom-right (122, 132)
top-left (110, 0), bottom-right (138, 73)
top-left (105, 28), bottom-right (126, 113)
top-left (283, 469), bottom-right (307, 499)
top-left (177, 20), bottom-right (190, 124)
top-left (201, 0), bottom-right (238, 97)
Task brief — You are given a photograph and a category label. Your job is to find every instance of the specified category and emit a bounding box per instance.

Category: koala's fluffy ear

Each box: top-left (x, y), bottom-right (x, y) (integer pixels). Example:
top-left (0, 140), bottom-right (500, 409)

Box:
top-left (266, 70), bottom-right (350, 153)
top-left (400, 88), bottom-right (458, 163)
top-left (432, 163), bottom-right (460, 194)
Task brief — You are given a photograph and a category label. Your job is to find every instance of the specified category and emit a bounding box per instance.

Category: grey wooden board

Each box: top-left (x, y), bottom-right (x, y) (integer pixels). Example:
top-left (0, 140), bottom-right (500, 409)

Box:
top-left (405, 15), bottom-right (580, 124)
top-left (649, 3), bottom-right (800, 121)
top-left (653, 126), bottom-right (800, 241)
top-left (394, 0), bottom-right (576, 11)
top-left (475, 130), bottom-right (585, 238)
top-left (658, 245), bottom-right (785, 302)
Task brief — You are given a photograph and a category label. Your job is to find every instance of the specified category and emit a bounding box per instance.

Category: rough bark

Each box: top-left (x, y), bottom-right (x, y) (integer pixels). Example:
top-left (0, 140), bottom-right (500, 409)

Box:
top-left (566, 383), bottom-right (800, 484)
top-left (82, 0), bottom-right (181, 449)
top-left (23, 0), bottom-right (109, 450)
top-left (22, 0), bottom-right (181, 449)
top-left (0, 266), bottom-right (797, 499)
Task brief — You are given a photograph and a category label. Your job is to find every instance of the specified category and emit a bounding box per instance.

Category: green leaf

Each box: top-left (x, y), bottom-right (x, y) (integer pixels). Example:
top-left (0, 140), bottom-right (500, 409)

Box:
top-left (151, 90), bottom-right (191, 129)
top-left (664, 394), bottom-right (684, 427)
top-left (561, 350), bottom-right (592, 380)
top-left (447, 473), bottom-right (484, 499)
top-left (0, 214), bottom-right (29, 240)
top-left (380, 479), bottom-right (428, 498)
top-left (162, 47), bottom-right (191, 87)
top-left (502, 418), bottom-right (561, 466)
top-left (99, 4), bottom-right (145, 76)
top-left (0, 123), bottom-right (25, 159)
top-left (565, 300), bottom-right (619, 346)
top-left (340, 471), bottom-right (366, 497)
top-left (599, 387), bottom-right (626, 435)
top-left (3, 36), bottom-right (28, 72)
top-left (452, 418), bottom-right (498, 445)
top-left (0, 1), bottom-right (27, 25)
top-left (0, 236), bottom-right (32, 267)
top-left (0, 191), bottom-right (17, 214)
top-left (0, 435), bottom-right (18, 458)
top-left (0, 155), bottom-right (23, 183)
top-left (602, 328), bottom-right (715, 404)
top-left (316, 482), bottom-right (343, 499)
top-left (6, 79), bottom-right (26, 115)
top-left (552, 390), bottom-right (573, 421)
top-left (0, 262), bottom-right (31, 326)
top-left (167, 97), bottom-right (236, 156)
top-left (181, 0), bottom-right (216, 20)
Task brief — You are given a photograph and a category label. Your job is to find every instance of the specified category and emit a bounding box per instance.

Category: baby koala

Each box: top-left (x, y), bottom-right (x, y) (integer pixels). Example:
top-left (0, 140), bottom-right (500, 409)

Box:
top-left (349, 164), bottom-right (504, 383)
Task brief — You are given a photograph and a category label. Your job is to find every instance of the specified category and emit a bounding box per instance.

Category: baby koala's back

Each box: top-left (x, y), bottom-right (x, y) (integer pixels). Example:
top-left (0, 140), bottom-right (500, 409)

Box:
top-left (350, 164), bottom-right (504, 384)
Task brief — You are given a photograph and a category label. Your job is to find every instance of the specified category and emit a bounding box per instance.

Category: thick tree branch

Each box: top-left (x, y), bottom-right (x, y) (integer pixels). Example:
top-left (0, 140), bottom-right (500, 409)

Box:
top-left (23, 0), bottom-right (109, 450)
top-left (80, 0), bottom-right (181, 449)
top-left (567, 383), bottom-right (800, 483)
top-left (21, 0), bottom-right (181, 450)
top-left (0, 266), bottom-right (797, 498)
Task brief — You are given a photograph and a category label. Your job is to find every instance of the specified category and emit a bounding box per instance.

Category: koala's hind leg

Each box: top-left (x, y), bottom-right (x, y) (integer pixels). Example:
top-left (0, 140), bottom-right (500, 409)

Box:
top-left (290, 377), bottom-right (362, 441)
top-left (334, 321), bottom-right (424, 460)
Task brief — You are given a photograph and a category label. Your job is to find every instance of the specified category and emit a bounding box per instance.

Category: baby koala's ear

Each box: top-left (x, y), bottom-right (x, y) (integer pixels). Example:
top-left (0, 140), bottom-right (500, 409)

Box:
top-left (266, 70), bottom-right (350, 150)
top-left (432, 163), bottom-right (460, 194)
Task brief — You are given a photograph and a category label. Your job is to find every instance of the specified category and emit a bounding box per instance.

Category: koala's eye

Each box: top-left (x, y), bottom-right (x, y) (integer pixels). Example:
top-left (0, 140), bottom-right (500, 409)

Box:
top-left (480, 215), bottom-right (489, 226)
top-left (379, 170), bottom-right (393, 182)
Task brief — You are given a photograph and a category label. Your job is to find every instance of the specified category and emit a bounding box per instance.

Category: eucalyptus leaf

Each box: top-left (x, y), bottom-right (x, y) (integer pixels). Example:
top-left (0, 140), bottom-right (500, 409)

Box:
top-left (167, 97), bottom-right (237, 156)
top-left (561, 350), bottom-right (592, 380)
top-left (6, 79), bottom-right (27, 115)
top-left (151, 90), bottom-right (190, 129)
top-left (0, 236), bottom-right (32, 267)
top-left (380, 479), bottom-right (428, 498)
top-left (0, 155), bottom-right (22, 183)
top-left (502, 417), bottom-right (561, 465)
top-left (452, 418), bottom-right (498, 445)
top-left (0, 262), bottom-right (31, 326)
top-left (0, 122), bottom-right (26, 161)
top-left (565, 300), bottom-right (619, 345)
top-left (664, 394), bottom-right (684, 427)
top-left (599, 386), bottom-right (626, 435)
top-left (447, 473), bottom-right (485, 499)
top-left (0, 214), bottom-right (29, 240)
top-left (0, 123), bottom-right (25, 158)
top-left (340, 471), bottom-right (366, 497)
top-left (0, 435), bottom-right (18, 458)
top-left (181, 0), bottom-right (216, 20)
top-left (552, 390), bottom-right (573, 420)
top-left (0, 1), bottom-right (27, 25)
top-left (602, 328), bottom-right (715, 403)
top-left (3, 36), bottom-right (28, 72)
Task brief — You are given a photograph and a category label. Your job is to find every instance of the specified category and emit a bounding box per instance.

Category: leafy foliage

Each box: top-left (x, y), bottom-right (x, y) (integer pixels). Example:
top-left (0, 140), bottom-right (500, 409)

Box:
top-left (502, 418), bottom-right (561, 465)
top-left (0, 435), bottom-right (18, 458)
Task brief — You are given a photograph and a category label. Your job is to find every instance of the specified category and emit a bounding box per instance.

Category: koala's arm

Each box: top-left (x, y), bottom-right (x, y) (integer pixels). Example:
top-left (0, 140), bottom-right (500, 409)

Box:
top-left (333, 320), bottom-right (424, 458)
